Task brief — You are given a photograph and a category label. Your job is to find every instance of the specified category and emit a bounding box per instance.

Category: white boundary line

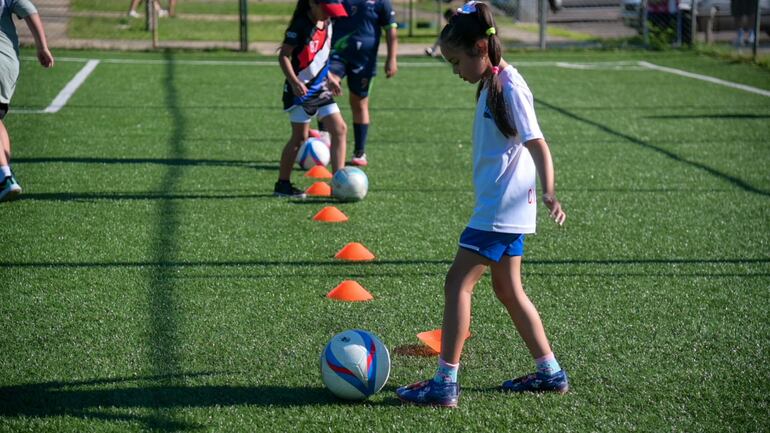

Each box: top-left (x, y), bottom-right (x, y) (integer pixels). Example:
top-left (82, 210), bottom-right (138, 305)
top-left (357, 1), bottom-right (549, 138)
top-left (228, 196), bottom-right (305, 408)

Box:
top-left (639, 61), bottom-right (770, 98)
top-left (43, 59), bottom-right (100, 113)
top-left (21, 56), bottom-right (642, 69)
top-left (15, 59), bottom-right (100, 114)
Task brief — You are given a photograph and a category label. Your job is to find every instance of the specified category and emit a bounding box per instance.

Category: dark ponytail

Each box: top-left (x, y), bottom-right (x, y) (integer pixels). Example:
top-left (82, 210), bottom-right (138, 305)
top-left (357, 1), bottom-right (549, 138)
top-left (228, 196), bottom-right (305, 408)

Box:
top-left (287, 0), bottom-right (312, 33)
top-left (440, 2), bottom-right (517, 138)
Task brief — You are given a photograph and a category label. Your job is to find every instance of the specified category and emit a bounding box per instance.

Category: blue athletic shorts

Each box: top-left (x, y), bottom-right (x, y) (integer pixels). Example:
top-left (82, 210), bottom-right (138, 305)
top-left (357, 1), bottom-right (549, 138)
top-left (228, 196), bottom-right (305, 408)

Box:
top-left (458, 227), bottom-right (525, 262)
top-left (328, 47), bottom-right (376, 97)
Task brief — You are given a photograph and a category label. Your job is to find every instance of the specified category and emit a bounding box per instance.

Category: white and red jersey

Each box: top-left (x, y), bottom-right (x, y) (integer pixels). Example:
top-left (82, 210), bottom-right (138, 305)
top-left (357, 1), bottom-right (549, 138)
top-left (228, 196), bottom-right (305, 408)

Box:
top-left (282, 15), bottom-right (335, 114)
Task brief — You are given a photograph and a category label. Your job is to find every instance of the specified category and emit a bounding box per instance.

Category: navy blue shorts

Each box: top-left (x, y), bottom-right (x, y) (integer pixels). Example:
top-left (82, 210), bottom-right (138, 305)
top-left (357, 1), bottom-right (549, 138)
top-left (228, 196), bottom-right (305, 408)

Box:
top-left (328, 47), bottom-right (376, 97)
top-left (458, 227), bottom-right (525, 262)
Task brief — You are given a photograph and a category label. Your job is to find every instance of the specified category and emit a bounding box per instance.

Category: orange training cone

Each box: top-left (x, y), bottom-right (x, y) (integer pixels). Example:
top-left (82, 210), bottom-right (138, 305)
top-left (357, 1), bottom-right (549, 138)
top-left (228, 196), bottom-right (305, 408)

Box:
top-left (305, 165), bottom-right (332, 179)
top-left (312, 206), bottom-right (348, 223)
top-left (326, 280), bottom-right (373, 302)
top-left (334, 242), bottom-right (375, 261)
top-left (306, 181), bottom-right (332, 197)
top-left (416, 329), bottom-right (471, 354)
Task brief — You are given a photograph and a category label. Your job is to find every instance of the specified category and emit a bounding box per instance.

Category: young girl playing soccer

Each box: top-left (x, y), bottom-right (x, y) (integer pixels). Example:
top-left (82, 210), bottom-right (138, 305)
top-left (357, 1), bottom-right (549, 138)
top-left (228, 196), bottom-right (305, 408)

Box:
top-left (0, 0), bottom-right (54, 202)
top-left (275, 0), bottom-right (348, 198)
top-left (396, 1), bottom-right (568, 407)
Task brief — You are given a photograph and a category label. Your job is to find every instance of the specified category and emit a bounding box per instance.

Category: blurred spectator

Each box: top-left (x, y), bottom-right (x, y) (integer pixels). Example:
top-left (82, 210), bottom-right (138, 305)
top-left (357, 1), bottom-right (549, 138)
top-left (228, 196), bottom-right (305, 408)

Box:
top-left (731, 0), bottom-right (758, 45)
top-left (128, 0), bottom-right (176, 18)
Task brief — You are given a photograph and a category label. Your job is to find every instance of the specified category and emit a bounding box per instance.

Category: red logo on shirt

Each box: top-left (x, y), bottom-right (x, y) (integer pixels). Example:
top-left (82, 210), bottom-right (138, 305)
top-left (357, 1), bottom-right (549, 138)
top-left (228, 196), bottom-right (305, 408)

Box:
top-left (528, 188), bottom-right (534, 204)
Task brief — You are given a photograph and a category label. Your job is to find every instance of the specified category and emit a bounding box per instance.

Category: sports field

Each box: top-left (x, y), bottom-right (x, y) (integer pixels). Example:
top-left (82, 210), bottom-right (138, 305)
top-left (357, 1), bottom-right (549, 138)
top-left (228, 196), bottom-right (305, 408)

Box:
top-left (1, 49), bottom-right (769, 432)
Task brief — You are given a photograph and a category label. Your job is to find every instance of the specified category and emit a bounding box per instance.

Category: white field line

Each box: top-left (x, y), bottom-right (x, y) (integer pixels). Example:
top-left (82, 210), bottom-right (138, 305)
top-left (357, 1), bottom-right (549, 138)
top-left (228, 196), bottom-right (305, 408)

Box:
top-left (639, 61), bottom-right (770, 98)
top-left (21, 56), bottom-right (642, 69)
top-left (43, 59), bottom-right (100, 113)
top-left (15, 59), bottom-right (100, 114)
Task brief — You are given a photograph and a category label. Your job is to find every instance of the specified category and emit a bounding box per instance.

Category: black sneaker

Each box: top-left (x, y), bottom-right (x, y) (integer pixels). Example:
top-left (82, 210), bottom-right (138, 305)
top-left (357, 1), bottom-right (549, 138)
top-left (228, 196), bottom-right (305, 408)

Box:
top-left (273, 181), bottom-right (306, 198)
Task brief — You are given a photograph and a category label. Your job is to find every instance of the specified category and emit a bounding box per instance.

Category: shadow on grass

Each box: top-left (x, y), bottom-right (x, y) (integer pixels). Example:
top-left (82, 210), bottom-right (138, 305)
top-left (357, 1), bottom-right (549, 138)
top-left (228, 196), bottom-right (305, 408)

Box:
top-left (14, 157), bottom-right (278, 171)
top-left (0, 373), bottom-right (345, 430)
top-left (644, 113), bottom-right (770, 120)
top-left (536, 98), bottom-right (770, 197)
top-left (3, 257), bottom-right (768, 269)
top-left (18, 192), bottom-right (276, 202)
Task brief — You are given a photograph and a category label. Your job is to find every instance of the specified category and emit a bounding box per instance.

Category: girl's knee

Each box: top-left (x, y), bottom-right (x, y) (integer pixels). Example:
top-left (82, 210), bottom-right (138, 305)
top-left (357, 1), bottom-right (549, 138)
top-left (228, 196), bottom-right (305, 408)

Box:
top-left (493, 286), bottom-right (516, 305)
top-left (444, 275), bottom-right (474, 298)
top-left (323, 115), bottom-right (347, 136)
top-left (332, 120), bottom-right (347, 137)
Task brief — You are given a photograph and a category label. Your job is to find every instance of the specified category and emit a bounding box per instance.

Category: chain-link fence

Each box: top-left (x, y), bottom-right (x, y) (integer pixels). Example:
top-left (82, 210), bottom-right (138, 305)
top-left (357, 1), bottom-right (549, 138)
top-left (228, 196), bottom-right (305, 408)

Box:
top-left (17, 0), bottom-right (769, 56)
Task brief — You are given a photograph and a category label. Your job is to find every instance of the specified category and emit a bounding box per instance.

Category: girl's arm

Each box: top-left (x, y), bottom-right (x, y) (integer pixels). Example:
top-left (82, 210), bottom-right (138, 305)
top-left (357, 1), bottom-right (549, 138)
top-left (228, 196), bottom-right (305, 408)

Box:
top-left (278, 43), bottom-right (307, 97)
top-left (384, 26), bottom-right (398, 78)
top-left (524, 138), bottom-right (566, 225)
top-left (23, 13), bottom-right (54, 68)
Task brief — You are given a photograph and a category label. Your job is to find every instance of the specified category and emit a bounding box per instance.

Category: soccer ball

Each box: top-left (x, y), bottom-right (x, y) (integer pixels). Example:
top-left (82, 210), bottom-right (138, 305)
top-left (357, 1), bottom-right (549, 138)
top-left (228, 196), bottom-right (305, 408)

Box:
top-left (320, 329), bottom-right (390, 400)
top-left (309, 129), bottom-right (331, 147)
top-left (296, 138), bottom-right (330, 170)
top-left (331, 167), bottom-right (368, 201)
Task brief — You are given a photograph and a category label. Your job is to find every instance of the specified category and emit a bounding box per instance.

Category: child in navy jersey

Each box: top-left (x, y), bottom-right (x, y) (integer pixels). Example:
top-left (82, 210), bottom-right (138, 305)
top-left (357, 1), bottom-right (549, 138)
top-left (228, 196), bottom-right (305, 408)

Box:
top-left (275, 0), bottom-right (348, 198)
top-left (396, 1), bottom-right (569, 407)
top-left (325, 0), bottom-right (398, 167)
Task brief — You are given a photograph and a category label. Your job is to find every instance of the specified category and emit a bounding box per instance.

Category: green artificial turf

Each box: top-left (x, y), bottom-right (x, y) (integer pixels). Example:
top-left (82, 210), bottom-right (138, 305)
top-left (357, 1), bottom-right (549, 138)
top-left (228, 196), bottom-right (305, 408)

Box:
top-left (1, 49), bottom-right (768, 432)
top-left (72, 0), bottom-right (296, 16)
top-left (68, 16), bottom-right (290, 43)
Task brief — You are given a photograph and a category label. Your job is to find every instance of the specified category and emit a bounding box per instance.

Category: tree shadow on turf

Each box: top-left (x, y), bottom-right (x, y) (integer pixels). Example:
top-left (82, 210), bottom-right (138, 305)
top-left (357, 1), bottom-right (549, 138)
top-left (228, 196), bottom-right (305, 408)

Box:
top-left (536, 98), bottom-right (770, 198)
top-left (13, 157), bottom-right (279, 171)
top-left (0, 372), bottom-right (378, 430)
top-left (18, 192), bottom-right (277, 202)
top-left (644, 113), bottom-right (770, 120)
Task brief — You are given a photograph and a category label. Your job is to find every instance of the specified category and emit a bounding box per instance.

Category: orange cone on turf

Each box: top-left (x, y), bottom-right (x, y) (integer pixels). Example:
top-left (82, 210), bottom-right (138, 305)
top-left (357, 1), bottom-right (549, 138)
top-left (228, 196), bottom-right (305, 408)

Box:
top-left (306, 181), bottom-right (332, 197)
top-left (312, 206), bottom-right (348, 223)
top-left (305, 165), bottom-right (332, 179)
top-left (326, 280), bottom-right (373, 302)
top-left (334, 242), bottom-right (375, 261)
top-left (416, 329), bottom-right (471, 354)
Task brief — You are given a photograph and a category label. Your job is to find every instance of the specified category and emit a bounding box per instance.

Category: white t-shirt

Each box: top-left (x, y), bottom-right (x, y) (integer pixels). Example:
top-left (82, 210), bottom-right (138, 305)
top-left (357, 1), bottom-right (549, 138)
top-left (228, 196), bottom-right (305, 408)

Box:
top-left (468, 65), bottom-right (543, 234)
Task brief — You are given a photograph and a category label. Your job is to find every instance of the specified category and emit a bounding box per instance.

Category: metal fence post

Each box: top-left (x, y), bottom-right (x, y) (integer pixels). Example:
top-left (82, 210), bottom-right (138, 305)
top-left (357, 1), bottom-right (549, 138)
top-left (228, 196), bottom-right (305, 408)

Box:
top-left (150, 2), bottom-right (158, 48)
top-left (145, 0), bottom-right (153, 31)
top-left (690, 0), bottom-right (697, 45)
top-left (676, 7), bottom-right (682, 46)
top-left (753, 0), bottom-right (761, 59)
top-left (239, 0), bottom-right (249, 52)
top-left (539, 0), bottom-right (547, 49)
top-left (408, 0), bottom-right (414, 37)
top-left (641, 0), bottom-right (649, 48)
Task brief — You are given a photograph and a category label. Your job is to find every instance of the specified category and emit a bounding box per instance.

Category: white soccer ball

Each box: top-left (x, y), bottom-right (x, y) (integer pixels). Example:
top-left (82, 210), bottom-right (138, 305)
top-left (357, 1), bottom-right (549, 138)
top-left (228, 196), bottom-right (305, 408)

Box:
top-left (309, 129), bottom-right (332, 147)
top-left (331, 167), bottom-right (368, 201)
top-left (296, 138), bottom-right (330, 170)
top-left (320, 329), bottom-right (390, 400)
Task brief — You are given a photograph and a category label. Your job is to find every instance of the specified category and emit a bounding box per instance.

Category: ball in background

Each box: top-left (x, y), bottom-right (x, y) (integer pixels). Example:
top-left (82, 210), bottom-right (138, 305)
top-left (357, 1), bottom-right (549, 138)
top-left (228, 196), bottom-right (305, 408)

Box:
top-left (309, 129), bottom-right (331, 147)
top-left (331, 167), bottom-right (368, 201)
top-left (296, 138), bottom-right (331, 170)
top-left (320, 329), bottom-right (390, 400)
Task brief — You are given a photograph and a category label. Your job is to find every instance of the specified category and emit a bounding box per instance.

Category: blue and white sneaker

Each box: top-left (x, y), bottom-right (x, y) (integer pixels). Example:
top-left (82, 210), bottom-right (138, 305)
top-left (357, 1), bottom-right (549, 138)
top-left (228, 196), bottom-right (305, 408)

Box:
top-left (501, 370), bottom-right (569, 394)
top-left (0, 175), bottom-right (21, 202)
top-left (396, 380), bottom-right (459, 407)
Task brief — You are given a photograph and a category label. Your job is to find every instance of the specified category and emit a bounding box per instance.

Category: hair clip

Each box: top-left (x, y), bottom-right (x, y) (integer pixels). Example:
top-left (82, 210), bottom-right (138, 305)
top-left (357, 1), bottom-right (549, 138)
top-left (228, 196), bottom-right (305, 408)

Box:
top-left (486, 27), bottom-right (496, 36)
top-left (491, 66), bottom-right (500, 75)
top-left (457, 1), bottom-right (478, 14)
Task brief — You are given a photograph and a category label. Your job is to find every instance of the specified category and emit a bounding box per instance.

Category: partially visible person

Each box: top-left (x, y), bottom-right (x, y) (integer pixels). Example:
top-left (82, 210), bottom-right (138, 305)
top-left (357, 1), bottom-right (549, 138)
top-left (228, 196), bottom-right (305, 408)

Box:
top-left (731, 0), bottom-right (758, 46)
top-left (275, 0), bottom-right (349, 198)
top-left (425, 8), bottom-right (455, 57)
top-left (0, 0), bottom-right (54, 202)
top-left (326, 0), bottom-right (398, 167)
top-left (128, 0), bottom-right (175, 18)
top-left (395, 1), bottom-right (569, 408)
